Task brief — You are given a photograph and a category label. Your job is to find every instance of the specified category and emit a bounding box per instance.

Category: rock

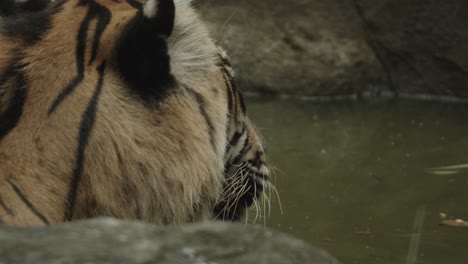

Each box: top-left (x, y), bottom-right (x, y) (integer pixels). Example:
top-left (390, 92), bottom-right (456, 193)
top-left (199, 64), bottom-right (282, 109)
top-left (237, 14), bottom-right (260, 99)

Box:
top-left (196, 0), bottom-right (468, 99)
top-left (0, 218), bottom-right (340, 264)
top-left (197, 0), bottom-right (385, 98)
top-left (355, 0), bottom-right (468, 98)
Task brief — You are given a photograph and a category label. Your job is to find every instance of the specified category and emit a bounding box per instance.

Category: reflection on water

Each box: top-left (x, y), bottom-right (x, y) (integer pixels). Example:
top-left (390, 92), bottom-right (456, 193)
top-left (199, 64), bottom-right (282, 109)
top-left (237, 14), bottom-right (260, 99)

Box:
top-left (247, 97), bottom-right (468, 264)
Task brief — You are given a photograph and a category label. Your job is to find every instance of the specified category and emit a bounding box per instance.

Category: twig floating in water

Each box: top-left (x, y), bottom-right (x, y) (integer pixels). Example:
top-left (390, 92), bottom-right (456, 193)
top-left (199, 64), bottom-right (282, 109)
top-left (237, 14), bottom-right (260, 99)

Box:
top-left (441, 219), bottom-right (468, 227)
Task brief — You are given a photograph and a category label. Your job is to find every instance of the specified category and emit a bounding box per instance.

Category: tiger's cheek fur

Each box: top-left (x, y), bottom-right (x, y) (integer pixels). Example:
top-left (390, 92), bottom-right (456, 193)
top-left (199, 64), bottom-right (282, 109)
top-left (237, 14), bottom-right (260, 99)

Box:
top-left (70, 70), bottom-right (229, 223)
top-left (0, 0), bottom-right (266, 226)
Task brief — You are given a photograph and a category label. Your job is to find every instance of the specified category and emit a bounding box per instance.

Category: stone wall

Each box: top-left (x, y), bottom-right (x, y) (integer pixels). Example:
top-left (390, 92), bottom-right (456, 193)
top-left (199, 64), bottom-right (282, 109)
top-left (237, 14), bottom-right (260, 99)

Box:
top-left (197, 0), bottom-right (468, 99)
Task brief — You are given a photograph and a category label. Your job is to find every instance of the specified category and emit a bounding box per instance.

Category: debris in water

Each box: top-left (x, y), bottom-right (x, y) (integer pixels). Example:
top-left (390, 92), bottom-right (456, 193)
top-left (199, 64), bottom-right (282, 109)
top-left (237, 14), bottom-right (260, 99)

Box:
top-left (427, 163), bottom-right (468, 176)
top-left (441, 219), bottom-right (468, 227)
top-left (428, 170), bottom-right (459, 176)
top-left (440, 213), bottom-right (468, 227)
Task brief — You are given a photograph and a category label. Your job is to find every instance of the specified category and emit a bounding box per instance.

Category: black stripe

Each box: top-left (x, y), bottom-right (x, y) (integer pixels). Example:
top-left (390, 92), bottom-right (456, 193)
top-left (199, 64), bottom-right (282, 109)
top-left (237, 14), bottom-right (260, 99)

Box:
top-left (236, 88), bottom-right (247, 115)
top-left (0, 67), bottom-right (27, 140)
top-left (231, 137), bottom-right (251, 166)
top-left (18, 0), bottom-right (50, 13)
top-left (220, 55), bottom-right (231, 67)
top-left (48, 4), bottom-right (94, 115)
top-left (126, 0), bottom-right (142, 9)
top-left (222, 67), bottom-right (246, 115)
top-left (64, 61), bottom-right (107, 221)
top-left (115, 3), bottom-right (175, 101)
top-left (229, 128), bottom-right (245, 149)
top-left (247, 159), bottom-right (266, 169)
top-left (221, 66), bottom-right (246, 117)
top-left (221, 68), bottom-right (235, 155)
top-left (254, 151), bottom-right (262, 162)
top-left (51, 0), bottom-right (67, 10)
top-left (2, 2), bottom-right (63, 45)
top-left (0, 196), bottom-right (13, 215)
top-left (221, 68), bottom-right (234, 120)
top-left (48, 75), bottom-right (84, 115)
top-left (225, 127), bottom-right (245, 155)
top-left (224, 137), bottom-right (250, 173)
top-left (8, 179), bottom-right (50, 224)
top-left (0, 60), bottom-right (20, 93)
top-left (184, 86), bottom-right (216, 153)
top-left (152, 0), bottom-right (176, 38)
top-left (229, 73), bottom-right (239, 125)
top-left (89, 2), bottom-right (111, 65)
top-left (49, 1), bottom-right (111, 115)
top-left (0, 0), bottom-right (17, 16)
top-left (1, 6), bottom-right (55, 45)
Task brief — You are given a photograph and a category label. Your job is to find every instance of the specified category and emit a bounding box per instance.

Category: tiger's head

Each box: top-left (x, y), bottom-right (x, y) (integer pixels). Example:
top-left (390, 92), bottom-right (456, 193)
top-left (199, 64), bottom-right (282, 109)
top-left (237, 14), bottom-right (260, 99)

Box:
top-left (0, 0), bottom-right (272, 226)
top-left (213, 49), bottom-right (272, 221)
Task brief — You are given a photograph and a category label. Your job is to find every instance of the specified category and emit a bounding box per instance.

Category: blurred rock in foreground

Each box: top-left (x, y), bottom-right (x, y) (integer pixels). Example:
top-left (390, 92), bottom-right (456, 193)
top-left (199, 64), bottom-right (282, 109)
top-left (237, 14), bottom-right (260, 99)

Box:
top-left (197, 0), bottom-right (468, 99)
top-left (0, 218), bottom-right (340, 264)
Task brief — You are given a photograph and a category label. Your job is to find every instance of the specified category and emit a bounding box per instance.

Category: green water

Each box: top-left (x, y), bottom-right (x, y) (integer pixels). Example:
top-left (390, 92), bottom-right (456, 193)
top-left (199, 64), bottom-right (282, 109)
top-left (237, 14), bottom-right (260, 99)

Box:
top-left (248, 98), bottom-right (468, 264)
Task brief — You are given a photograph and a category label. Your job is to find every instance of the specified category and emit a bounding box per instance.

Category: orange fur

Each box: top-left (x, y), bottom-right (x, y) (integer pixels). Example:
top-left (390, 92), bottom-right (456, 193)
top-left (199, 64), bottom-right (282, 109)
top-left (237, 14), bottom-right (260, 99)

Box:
top-left (0, 0), bottom-right (269, 226)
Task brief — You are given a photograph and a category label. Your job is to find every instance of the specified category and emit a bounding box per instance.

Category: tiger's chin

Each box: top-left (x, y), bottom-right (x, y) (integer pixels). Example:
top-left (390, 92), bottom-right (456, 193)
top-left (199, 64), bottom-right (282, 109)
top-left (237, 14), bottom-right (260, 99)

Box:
top-left (213, 160), bottom-right (278, 223)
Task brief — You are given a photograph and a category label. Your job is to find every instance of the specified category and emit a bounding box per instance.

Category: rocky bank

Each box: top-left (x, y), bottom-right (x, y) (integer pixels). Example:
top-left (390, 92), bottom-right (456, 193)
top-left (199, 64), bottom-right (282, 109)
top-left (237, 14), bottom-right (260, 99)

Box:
top-left (0, 218), bottom-right (340, 264)
top-left (197, 0), bottom-right (468, 99)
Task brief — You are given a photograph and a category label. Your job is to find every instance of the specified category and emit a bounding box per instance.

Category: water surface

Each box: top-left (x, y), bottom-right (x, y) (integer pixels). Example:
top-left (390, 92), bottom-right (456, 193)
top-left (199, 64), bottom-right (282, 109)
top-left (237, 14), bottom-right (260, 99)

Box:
top-left (248, 98), bottom-right (468, 264)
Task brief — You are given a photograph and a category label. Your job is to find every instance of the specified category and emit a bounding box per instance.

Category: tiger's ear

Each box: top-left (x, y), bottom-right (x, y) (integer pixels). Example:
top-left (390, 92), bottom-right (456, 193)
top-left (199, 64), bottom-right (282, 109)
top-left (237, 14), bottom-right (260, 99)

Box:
top-left (115, 0), bottom-right (176, 100)
top-left (143, 0), bottom-right (175, 37)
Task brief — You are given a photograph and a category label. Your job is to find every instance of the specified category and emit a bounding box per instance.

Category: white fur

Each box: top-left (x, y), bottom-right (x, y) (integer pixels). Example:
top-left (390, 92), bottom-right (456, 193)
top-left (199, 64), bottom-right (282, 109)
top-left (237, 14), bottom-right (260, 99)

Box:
top-left (258, 165), bottom-right (269, 176)
top-left (168, 1), bottom-right (219, 81)
top-left (142, 0), bottom-right (220, 82)
top-left (226, 131), bottom-right (247, 161)
top-left (143, 0), bottom-right (158, 18)
top-left (217, 46), bottom-right (235, 77)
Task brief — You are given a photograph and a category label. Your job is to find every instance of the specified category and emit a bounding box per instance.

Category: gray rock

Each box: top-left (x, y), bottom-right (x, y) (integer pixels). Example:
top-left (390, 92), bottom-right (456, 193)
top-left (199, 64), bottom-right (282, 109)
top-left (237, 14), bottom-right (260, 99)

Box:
top-left (197, 0), bottom-right (468, 99)
top-left (355, 0), bottom-right (468, 98)
top-left (197, 0), bottom-right (385, 98)
top-left (0, 218), bottom-right (340, 264)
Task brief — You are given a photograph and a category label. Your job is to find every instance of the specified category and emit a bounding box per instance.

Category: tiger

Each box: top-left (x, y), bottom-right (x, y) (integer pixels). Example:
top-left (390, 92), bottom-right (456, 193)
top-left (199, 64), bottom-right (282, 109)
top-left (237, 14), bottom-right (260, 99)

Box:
top-left (0, 0), bottom-right (272, 226)
top-left (0, 0), bottom-right (49, 15)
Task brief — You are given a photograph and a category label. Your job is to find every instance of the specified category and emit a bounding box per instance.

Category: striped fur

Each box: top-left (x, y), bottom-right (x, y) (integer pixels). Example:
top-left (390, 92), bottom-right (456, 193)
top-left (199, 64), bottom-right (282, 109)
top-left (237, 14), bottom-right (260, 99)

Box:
top-left (0, 0), bottom-right (270, 226)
